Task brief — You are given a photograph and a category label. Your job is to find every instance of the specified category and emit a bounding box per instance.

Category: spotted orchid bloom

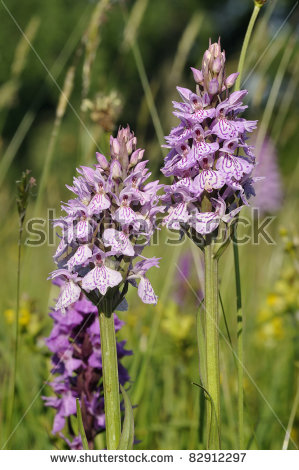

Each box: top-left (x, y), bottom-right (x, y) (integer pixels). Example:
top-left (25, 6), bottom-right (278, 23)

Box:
top-left (189, 197), bottom-right (242, 235)
top-left (48, 270), bottom-right (81, 313)
top-left (161, 38), bottom-right (258, 238)
top-left (82, 263), bottom-right (122, 295)
top-left (50, 126), bottom-right (163, 311)
top-left (163, 201), bottom-right (189, 230)
top-left (102, 227), bottom-right (135, 256)
top-left (192, 156), bottom-right (226, 196)
top-left (127, 257), bottom-right (160, 304)
top-left (67, 244), bottom-right (93, 270)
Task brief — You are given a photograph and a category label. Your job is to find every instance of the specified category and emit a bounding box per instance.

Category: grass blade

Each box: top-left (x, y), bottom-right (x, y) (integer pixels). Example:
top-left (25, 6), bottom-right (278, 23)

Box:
top-left (76, 398), bottom-right (89, 450)
top-left (118, 385), bottom-right (134, 450)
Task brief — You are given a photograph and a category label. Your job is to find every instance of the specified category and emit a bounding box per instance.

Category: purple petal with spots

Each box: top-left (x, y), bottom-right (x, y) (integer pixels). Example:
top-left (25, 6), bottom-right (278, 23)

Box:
top-left (189, 211), bottom-right (220, 234)
top-left (211, 116), bottom-right (239, 139)
top-left (103, 228), bottom-right (134, 256)
top-left (171, 177), bottom-right (193, 192)
top-left (193, 170), bottom-right (225, 195)
top-left (76, 219), bottom-right (92, 242)
top-left (88, 192), bottom-right (110, 216)
top-left (114, 205), bottom-right (139, 228)
top-left (137, 277), bottom-right (158, 304)
top-left (163, 202), bottom-right (189, 230)
top-left (55, 280), bottom-right (81, 312)
top-left (192, 140), bottom-right (219, 160)
top-left (82, 265), bottom-right (122, 295)
top-left (216, 154), bottom-right (253, 180)
top-left (67, 245), bottom-right (92, 270)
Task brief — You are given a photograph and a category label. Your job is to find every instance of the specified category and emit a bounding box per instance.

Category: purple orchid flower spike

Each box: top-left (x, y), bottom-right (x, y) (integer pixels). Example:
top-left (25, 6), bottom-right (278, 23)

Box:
top-left (161, 38), bottom-right (258, 239)
top-left (43, 291), bottom-right (132, 449)
top-left (49, 125), bottom-right (163, 313)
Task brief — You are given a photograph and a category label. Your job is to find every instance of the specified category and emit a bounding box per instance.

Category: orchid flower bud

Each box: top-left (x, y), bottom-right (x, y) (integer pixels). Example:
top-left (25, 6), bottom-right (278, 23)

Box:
top-left (224, 72), bottom-right (239, 89)
top-left (191, 67), bottom-right (204, 84)
top-left (208, 78), bottom-right (219, 95)
top-left (212, 56), bottom-right (222, 74)
top-left (96, 152), bottom-right (109, 170)
top-left (110, 136), bottom-right (120, 158)
top-left (129, 148), bottom-right (145, 168)
top-left (110, 158), bottom-right (122, 179)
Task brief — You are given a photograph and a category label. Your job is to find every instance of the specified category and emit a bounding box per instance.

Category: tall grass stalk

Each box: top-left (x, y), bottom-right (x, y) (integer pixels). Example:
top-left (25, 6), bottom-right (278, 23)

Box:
top-left (82, 0), bottom-right (111, 99)
top-left (122, 0), bottom-right (149, 52)
top-left (235, 3), bottom-right (262, 91)
top-left (233, 241), bottom-right (244, 449)
top-left (121, 6), bottom-right (165, 148)
top-left (0, 113), bottom-right (35, 188)
top-left (168, 12), bottom-right (203, 87)
top-left (272, 51), bottom-right (299, 145)
top-left (204, 237), bottom-right (220, 449)
top-left (282, 370), bottom-right (299, 450)
top-left (0, 17), bottom-right (40, 135)
top-left (5, 217), bottom-right (23, 448)
top-left (6, 171), bottom-right (35, 449)
top-left (34, 64), bottom-right (76, 215)
top-left (255, 35), bottom-right (294, 157)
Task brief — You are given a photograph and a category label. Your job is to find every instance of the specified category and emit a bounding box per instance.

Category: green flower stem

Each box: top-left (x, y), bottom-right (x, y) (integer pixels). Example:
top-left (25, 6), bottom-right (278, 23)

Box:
top-left (204, 237), bottom-right (220, 449)
top-left (233, 241), bottom-right (244, 449)
top-left (235, 3), bottom-right (262, 91)
top-left (6, 229), bottom-right (22, 448)
top-left (99, 310), bottom-right (121, 450)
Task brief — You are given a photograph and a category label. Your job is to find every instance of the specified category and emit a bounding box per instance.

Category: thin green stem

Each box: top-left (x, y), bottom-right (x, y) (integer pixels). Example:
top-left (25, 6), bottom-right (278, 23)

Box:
top-left (98, 310), bottom-right (121, 450)
top-left (282, 372), bottom-right (299, 450)
top-left (6, 225), bottom-right (23, 448)
top-left (233, 242), bottom-right (244, 450)
top-left (76, 398), bottom-right (89, 450)
top-left (35, 63), bottom-right (76, 216)
top-left (204, 238), bottom-right (220, 449)
top-left (235, 4), bottom-right (261, 91)
top-left (34, 116), bottom-right (61, 216)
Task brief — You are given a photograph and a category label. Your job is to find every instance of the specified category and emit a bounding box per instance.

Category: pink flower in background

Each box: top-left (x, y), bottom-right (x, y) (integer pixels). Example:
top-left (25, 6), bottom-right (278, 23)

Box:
top-left (253, 137), bottom-right (283, 214)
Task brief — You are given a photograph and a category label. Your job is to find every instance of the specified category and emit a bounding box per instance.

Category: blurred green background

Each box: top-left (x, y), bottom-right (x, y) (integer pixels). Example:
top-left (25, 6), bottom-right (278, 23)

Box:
top-left (0, 0), bottom-right (299, 450)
